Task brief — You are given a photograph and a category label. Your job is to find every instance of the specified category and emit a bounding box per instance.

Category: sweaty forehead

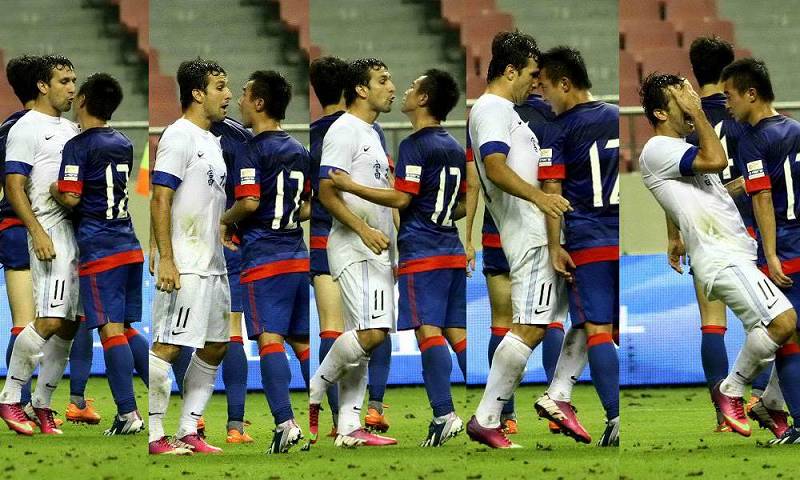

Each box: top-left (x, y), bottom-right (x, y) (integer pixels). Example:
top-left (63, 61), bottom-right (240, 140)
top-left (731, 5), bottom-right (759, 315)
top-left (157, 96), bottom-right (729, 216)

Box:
top-left (370, 67), bottom-right (391, 80)
top-left (208, 73), bottom-right (227, 85)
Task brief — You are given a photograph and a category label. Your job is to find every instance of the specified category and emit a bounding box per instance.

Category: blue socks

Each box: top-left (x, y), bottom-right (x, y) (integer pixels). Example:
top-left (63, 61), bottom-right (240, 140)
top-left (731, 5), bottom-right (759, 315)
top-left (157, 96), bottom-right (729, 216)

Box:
top-left (368, 335), bottom-right (392, 403)
top-left (172, 346), bottom-right (193, 396)
top-left (222, 336), bottom-right (247, 423)
top-left (700, 326), bottom-right (728, 390)
top-left (7, 327), bottom-right (31, 404)
top-left (452, 338), bottom-right (467, 380)
top-left (101, 334), bottom-right (136, 415)
top-left (588, 332), bottom-right (619, 420)
top-left (296, 347), bottom-right (310, 389)
top-left (125, 327), bottom-right (149, 388)
top-left (776, 343), bottom-right (800, 425)
top-left (489, 327), bottom-right (514, 416)
top-left (259, 343), bottom-right (293, 425)
top-left (69, 319), bottom-right (93, 399)
top-left (543, 322), bottom-right (565, 384)
top-left (319, 331), bottom-right (340, 415)
top-left (420, 336), bottom-right (454, 417)
top-left (751, 362), bottom-right (773, 395)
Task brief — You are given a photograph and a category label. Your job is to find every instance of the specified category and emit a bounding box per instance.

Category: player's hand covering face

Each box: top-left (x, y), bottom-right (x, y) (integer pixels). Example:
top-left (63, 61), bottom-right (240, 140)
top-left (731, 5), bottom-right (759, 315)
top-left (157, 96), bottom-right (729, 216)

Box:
top-left (366, 67), bottom-right (395, 114)
top-left (204, 74), bottom-right (232, 122)
top-left (46, 66), bottom-right (77, 113)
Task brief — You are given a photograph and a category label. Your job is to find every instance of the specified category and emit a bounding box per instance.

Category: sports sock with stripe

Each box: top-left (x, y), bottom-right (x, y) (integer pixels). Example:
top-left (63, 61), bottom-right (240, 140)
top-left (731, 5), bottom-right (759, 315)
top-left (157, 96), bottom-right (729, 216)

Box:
top-left (488, 327), bottom-right (515, 416)
top-left (775, 342), bottom-right (800, 425)
top-left (222, 336), bottom-right (247, 424)
top-left (420, 335), bottom-right (454, 417)
top-left (547, 327), bottom-right (588, 402)
top-left (587, 332), bottom-right (619, 420)
top-left (171, 346), bottom-right (193, 397)
top-left (0, 325), bottom-right (46, 404)
top-left (102, 334), bottom-right (136, 415)
top-left (475, 333), bottom-right (532, 428)
top-left (296, 347), bottom-right (310, 389)
top-left (32, 334), bottom-right (73, 409)
top-left (148, 351), bottom-right (172, 442)
top-left (259, 343), bottom-right (294, 425)
top-left (700, 325), bottom-right (728, 391)
top-left (309, 330), bottom-right (366, 405)
top-left (721, 325), bottom-right (778, 397)
top-left (125, 327), bottom-right (149, 388)
top-left (542, 322), bottom-right (565, 384)
top-left (452, 337), bottom-right (467, 380)
top-left (68, 319), bottom-right (93, 405)
top-left (6, 327), bottom-right (32, 404)
top-left (319, 331), bottom-right (341, 416)
top-left (368, 334), bottom-right (392, 406)
top-left (337, 357), bottom-right (368, 436)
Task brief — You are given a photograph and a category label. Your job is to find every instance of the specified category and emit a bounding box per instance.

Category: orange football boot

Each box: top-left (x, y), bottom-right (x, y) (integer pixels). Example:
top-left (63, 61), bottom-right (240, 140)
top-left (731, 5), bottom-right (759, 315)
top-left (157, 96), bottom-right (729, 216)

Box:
top-left (197, 416), bottom-right (206, 438)
top-left (365, 406), bottom-right (390, 433)
top-left (66, 398), bottom-right (101, 424)
top-left (502, 418), bottom-right (519, 434)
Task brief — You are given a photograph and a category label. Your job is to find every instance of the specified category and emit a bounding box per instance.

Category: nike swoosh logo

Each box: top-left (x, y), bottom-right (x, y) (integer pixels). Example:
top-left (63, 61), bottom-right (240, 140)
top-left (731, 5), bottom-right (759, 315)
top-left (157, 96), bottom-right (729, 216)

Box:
top-left (723, 414), bottom-right (751, 432)
top-left (10, 375), bottom-right (25, 382)
top-left (320, 375), bottom-right (333, 384)
top-left (171, 331), bottom-right (185, 336)
top-left (767, 299), bottom-right (778, 309)
top-left (45, 135), bottom-right (54, 140)
top-left (735, 371), bottom-right (748, 381)
top-left (198, 152), bottom-right (205, 157)
top-left (371, 314), bottom-right (385, 319)
top-left (353, 406), bottom-right (361, 411)
top-left (190, 411), bottom-right (202, 418)
top-left (363, 146), bottom-right (370, 152)
top-left (496, 396), bottom-right (511, 402)
top-left (45, 383), bottom-right (57, 389)
top-left (50, 302), bottom-right (64, 308)
top-left (534, 308), bottom-right (551, 315)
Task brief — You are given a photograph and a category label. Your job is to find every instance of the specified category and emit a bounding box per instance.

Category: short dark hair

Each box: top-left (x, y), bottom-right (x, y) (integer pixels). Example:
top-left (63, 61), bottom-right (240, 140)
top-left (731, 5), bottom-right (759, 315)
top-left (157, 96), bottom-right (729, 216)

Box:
top-left (6, 55), bottom-right (42, 104)
top-left (418, 69), bottom-right (460, 122)
top-left (35, 55), bottom-right (74, 86)
top-left (176, 58), bottom-right (226, 110)
top-left (344, 57), bottom-right (387, 107)
top-left (639, 72), bottom-right (684, 127)
top-left (689, 36), bottom-right (734, 87)
top-left (248, 70), bottom-right (291, 121)
top-left (539, 46), bottom-right (592, 90)
top-left (77, 73), bottom-right (123, 121)
top-left (721, 58), bottom-right (775, 102)
top-left (487, 31), bottom-right (540, 83)
top-left (310, 56), bottom-right (348, 108)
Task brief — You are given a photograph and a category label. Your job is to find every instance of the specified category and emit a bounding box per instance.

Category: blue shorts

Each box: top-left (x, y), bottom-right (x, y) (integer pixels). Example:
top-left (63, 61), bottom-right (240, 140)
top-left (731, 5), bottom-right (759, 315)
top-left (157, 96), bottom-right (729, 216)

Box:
top-left (224, 247), bottom-right (243, 313)
top-left (310, 248), bottom-right (330, 276)
top-left (242, 272), bottom-right (309, 339)
top-left (398, 268), bottom-right (466, 330)
top-left (785, 272), bottom-right (800, 329)
top-left (80, 262), bottom-right (143, 329)
top-left (568, 260), bottom-right (618, 326)
top-left (0, 225), bottom-right (30, 270)
top-left (482, 247), bottom-right (509, 275)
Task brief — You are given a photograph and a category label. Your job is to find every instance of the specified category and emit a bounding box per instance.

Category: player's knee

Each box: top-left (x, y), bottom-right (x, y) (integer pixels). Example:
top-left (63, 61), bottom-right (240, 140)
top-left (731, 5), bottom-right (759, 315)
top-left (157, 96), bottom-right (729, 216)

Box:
top-left (510, 324), bottom-right (546, 347)
top-left (152, 342), bottom-right (181, 363)
top-left (33, 317), bottom-right (62, 338)
top-left (357, 328), bottom-right (387, 351)
top-left (768, 309), bottom-right (797, 344)
top-left (584, 322), bottom-right (612, 336)
top-left (99, 322), bottom-right (124, 340)
top-left (198, 341), bottom-right (228, 365)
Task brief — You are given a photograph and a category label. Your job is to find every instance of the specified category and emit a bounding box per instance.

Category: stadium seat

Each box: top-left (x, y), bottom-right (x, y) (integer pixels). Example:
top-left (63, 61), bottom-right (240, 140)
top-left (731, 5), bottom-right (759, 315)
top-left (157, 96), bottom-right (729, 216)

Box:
top-left (620, 20), bottom-right (679, 52)
top-left (676, 19), bottom-right (735, 47)
top-left (118, 0), bottom-right (149, 57)
top-left (663, 0), bottom-right (719, 22)
top-left (620, 50), bottom-right (639, 86)
top-left (149, 50), bottom-right (181, 127)
top-left (620, 81), bottom-right (641, 107)
top-left (461, 11), bottom-right (513, 83)
top-left (639, 47), bottom-right (697, 88)
top-left (443, 0), bottom-right (495, 29)
top-left (619, 0), bottom-right (661, 21)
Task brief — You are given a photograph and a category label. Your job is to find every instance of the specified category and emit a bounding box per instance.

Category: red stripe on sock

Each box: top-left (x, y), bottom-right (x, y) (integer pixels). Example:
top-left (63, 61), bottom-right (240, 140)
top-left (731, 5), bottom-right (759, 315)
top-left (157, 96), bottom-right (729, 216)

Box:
top-left (701, 325), bottom-right (727, 335)
top-left (452, 338), bottom-right (467, 353)
top-left (10, 326), bottom-right (24, 335)
top-left (230, 336), bottom-right (244, 344)
top-left (490, 327), bottom-right (510, 336)
top-left (319, 330), bottom-right (342, 339)
top-left (123, 327), bottom-right (139, 339)
top-left (101, 335), bottom-right (128, 351)
top-left (259, 343), bottom-right (285, 357)
top-left (297, 348), bottom-right (310, 361)
top-left (587, 333), bottom-right (614, 347)
top-left (547, 322), bottom-right (564, 331)
top-left (777, 343), bottom-right (800, 357)
top-left (418, 335), bottom-right (447, 353)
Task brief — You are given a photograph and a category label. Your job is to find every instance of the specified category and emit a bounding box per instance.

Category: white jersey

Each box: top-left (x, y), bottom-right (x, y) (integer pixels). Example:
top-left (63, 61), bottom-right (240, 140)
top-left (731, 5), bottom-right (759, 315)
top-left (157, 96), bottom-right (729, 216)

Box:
top-left (5, 110), bottom-right (79, 229)
top-left (320, 112), bottom-right (394, 277)
top-left (153, 118), bottom-right (227, 276)
top-left (469, 93), bottom-right (547, 266)
top-left (639, 135), bottom-right (757, 288)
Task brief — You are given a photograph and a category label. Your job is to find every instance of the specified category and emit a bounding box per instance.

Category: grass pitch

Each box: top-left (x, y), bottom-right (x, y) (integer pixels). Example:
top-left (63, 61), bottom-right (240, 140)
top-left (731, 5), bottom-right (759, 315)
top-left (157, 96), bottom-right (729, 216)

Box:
top-left (0, 376), bottom-right (147, 480)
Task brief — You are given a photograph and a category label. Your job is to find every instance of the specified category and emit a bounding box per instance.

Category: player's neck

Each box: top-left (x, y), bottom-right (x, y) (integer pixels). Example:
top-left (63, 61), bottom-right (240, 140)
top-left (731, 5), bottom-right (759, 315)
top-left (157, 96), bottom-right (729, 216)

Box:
top-left (322, 102), bottom-right (345, 115)
top-left (485, 82), bottom-right (513, 103)
top-left (251, 116), bottom-right (282, 135)
top-left (32, 98), bottom-right (60, 117)
top-left (183, 107), bottom-right (211, 130)
top-left (745, 103), bottom-right (779, 126)
top-left (561, 90), bottom-right (594, 113)
top-left (654, 122), bottom-right (681, 139)
top-left (699, 83), bottom-right (723, 97)
top-left (22, 100), bottom-right (35, 110)
top-left (347, 102), bottom-right (379, 124)
top-left (406, 110), bottom-right (439, 132)
top-left (79, 117), bottom-right (107, 131)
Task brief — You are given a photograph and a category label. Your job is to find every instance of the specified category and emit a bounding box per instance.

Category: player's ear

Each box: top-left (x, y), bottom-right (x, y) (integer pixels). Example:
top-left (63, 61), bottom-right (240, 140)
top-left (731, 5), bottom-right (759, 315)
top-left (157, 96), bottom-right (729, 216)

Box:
top-left (191, 87), bottom-right (205, 105)
top-left (356, 83), bottom-right (369, 100)
top-left (417, 91), bottom-right (429, 108)
top-left (746, 87), bottom-right (758, 103)
top-left (653, 108), bottom-right (668, 122)
top-left (504, 64), bottom-right (516, 80)
top-left (37, 79), bottom-right (48, 95)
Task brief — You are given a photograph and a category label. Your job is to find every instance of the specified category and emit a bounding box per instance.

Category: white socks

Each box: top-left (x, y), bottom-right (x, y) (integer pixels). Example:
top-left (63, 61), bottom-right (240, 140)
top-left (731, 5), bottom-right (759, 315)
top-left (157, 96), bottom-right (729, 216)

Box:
top-left (175, 353), bottom-right (219, 439)
top-left (148, 351), bottom-right (172, 443)
top-left (761, 367), bottom-right (785, 410)
top-left (721, 325), bottom-right (779, 397)
top-left (475, 333), bottom-right (532, 428)
top-left (310, 330), bottom-right (367, 404)
top-left (0, 325), bottom-right (46, 404)
top-left (337, 357), bottom-right (369, 436)
top-left (31, 334), bottom-right (72, 409)
top-left (547, 327), bottom-right (588, 402)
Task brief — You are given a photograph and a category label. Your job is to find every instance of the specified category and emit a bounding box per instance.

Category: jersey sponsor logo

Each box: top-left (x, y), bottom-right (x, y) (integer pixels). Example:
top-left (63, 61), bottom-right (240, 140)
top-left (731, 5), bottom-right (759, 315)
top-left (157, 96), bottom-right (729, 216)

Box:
top-left (63, 165), bottom-right (79, 181)
top-left (405, 165), bottom-right (422, 183)
top-left (747, 160), bottom-right (765, 179)
top-left (206, 165), bottom-right (215, 185)
top-left (240, 168), bottom-right (256, 185)
top-left (538, 148), bottom-right (553, 167)
top-left (45, 134), bottom-right (55, 140)
top-left (373, 160), bottom-right (383, 180)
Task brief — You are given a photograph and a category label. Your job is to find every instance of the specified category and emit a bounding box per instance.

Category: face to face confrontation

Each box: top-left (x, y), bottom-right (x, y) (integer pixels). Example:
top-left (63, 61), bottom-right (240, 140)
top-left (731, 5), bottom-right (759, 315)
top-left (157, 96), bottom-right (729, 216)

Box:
top-left (202, 73), bottom-right (232, 122)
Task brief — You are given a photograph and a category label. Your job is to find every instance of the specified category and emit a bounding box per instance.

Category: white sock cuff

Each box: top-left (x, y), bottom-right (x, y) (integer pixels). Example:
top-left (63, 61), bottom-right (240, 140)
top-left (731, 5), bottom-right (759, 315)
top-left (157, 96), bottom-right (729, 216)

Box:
top-left (149, 351), bottom-right (171, 371)
top-left (343, 330), bottom-right (367, 357)
top-left (505, 333), bottom-right (533, 356)
top-left (190, 353), bottom-right (219, 374)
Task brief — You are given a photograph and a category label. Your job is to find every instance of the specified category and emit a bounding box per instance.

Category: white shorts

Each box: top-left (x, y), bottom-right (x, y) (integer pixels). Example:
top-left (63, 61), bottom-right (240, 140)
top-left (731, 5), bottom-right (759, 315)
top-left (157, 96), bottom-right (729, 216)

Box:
top-left (336, 260), bottom-right (396, 332)
top-left (29, 221), bottom-right (79, 320)
top-left (152, 274), bottom-right (231, 348)
top-left (708, 263), bottom-right (793, 331)
top-left (509, 246), bottom-right (568, 326)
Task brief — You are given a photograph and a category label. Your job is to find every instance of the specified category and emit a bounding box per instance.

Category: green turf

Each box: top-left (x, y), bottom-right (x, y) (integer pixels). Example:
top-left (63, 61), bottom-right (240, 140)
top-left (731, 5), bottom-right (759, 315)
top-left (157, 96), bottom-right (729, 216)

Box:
top-left (621, 386), bottom-right (795, 479)
top-left (1, 376), bottom-right (147, 480)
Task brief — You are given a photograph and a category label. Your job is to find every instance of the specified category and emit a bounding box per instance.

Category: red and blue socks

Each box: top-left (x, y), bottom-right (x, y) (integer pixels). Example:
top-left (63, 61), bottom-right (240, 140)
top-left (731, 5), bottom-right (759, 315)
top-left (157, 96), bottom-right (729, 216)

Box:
top-left (452, 338), bottom-right (466, 380)
top-left (775, 342), bottom-right (800, 426)
top-left (368, 334), bottom-right (392, 408)
top-left (101, 335), bottom-right (136, 415)
top-left (319, 331), bottom-right (340, 417)
top-left (296, 346), bottom-right (310, 389)
top-left (489, 327), bottom-right (515, 416)
top-left (69, 319), bottom-right (93, 408)
top-left (124, 327), bottom-right (149, 388)
top-left (700, 326), bottom-right (728, 390)
top-left (222, 336), bottom-right (247, 424)
top-left (172, 346), bottom-right (193, 396)
top-left (587, 332), bottom-right (619, 420)
top-left (420, 335), bottom-right (454, 417)
top-left (543, 322), bottom-right (565, 384)
top-left (6, 326), bottom-right (31, 404)
top-left (259, 343), bottom-right (294, 425)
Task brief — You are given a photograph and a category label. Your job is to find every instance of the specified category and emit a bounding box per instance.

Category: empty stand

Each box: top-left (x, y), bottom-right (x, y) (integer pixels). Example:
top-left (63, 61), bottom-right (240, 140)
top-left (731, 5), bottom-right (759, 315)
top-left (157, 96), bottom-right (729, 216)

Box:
top-left (676, 19), bottom-right (735, 46)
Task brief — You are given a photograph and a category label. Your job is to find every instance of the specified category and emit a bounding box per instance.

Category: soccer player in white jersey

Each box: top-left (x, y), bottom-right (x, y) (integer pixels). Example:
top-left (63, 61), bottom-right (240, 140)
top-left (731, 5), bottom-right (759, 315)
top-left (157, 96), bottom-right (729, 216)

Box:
top-left (0, 55), bottom-right (80, 435)
top-left (148, 58), bottom-right (232, 455)
top-left (308, 57), bottom-right (398, 447)
top-left (638, 73), bottom-right (797, 437)
top-left (465, 31), bottom-right (572, 449)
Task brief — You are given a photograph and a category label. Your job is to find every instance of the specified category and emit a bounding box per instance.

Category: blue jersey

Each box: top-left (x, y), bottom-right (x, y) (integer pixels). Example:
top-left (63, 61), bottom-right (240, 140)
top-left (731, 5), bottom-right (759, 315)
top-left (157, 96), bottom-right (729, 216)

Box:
top-left (394, 126), bottom-right (466, 273)
top-left (740, 114), bottom-right (800, 273)
top-left (539, 101), bottom-right (619, 264)
top-left (0, 109), bottom-right (28, 229)
top-left (211, 117), bottom-right (253, 210)
top-left (57, 127), bottom-right (142, 273)
top-left (686, 93), bottom-right (754, 233)
top-left (233, 130), bottom-right (311, 282)
top-left (309, 111), bottom-right (389, 250)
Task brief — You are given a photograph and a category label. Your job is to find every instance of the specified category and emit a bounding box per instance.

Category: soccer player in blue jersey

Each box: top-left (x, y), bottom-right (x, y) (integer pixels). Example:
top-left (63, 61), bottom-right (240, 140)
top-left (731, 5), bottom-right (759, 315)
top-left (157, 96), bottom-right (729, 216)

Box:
top-left (50, 73), bottom-right (144, 435)
top-left (309, 56), bottom-right (394, 436)
top-left (536, 46), bottom-right (620, 446)
top-left (330, 68), bottom-right (467, 446)
top-left (221, 70), bottom-right (311, 453)
top-left (723, 58), bottom-right (800, 445)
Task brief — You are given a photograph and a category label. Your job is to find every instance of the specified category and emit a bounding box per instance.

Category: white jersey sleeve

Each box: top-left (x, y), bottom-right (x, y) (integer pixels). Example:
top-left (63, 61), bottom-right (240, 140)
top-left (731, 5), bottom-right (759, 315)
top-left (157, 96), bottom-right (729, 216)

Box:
top-left (639, 136), bottom-right (699, 180)
top-left (5, 121), bottom-right (37, 174)
top-left (153, 126), bottom-right (193, 188)
top-left (320, 122), bottom-right (357, 175)
top-left (471, 100), bottom-right (512, 159)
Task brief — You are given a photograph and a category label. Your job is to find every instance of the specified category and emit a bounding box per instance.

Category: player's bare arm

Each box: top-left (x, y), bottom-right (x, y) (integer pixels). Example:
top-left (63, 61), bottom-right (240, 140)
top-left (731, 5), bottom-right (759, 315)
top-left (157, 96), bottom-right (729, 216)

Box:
top-left (464, 160), bottom-right (479, 273)
top-left (299, 197), bottom-right (311, 221)
top-left (751, 189), bottom-right (793, 287)
top-left (220, 196), bottom-right (260, 251)
top-left (150, 184), bottom-right (180, 292)
top-left (723, 176), bottom-right (746, 198)
top-left (319, 177), bottom-right (389, 255)
top-left (665, 213), bottom-right (685, 274)
top-left (542, 179), bottom-right (575, 281)
top-left (5, 173), bottom-right (55, 261)
top-left (669, 83), bottom-right (727, 173)
top-left (48, 181), bottom-right (80, 209)
top-left (452, 193), bottom-right (466, 221)
top-left (328, 168), bottom-right (411, 209)
top-left (483, 152), bottom-right (571, 218)
top-left (148, 220), bottom-right (157, 275)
